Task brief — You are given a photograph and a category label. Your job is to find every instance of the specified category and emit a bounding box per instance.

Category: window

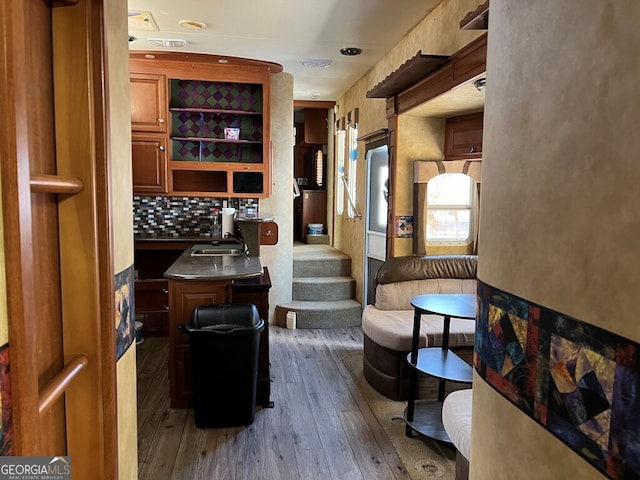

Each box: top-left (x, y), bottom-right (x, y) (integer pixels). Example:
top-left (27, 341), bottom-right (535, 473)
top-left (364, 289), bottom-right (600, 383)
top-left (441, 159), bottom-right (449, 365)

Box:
top-left (335, 123), bottom-right (345, 215)
top-left (366, 145), bottom-right (388, 234)
top-left (426, 173), bottom-right (474, 243)
top-left (314, 150), bottom-right (324, 188)
top-left (347, 123), bottom-right (358, 218)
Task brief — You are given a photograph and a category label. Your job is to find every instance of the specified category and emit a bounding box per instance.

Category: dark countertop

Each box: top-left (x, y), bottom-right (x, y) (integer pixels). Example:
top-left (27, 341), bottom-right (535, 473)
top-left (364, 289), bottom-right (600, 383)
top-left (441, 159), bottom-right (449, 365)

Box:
top-left (163, 247), bottom-right (263, 281)
top-left (235, 213), bottom-right (275, 223)
top-left (135, 235), bottom-right (215, 242)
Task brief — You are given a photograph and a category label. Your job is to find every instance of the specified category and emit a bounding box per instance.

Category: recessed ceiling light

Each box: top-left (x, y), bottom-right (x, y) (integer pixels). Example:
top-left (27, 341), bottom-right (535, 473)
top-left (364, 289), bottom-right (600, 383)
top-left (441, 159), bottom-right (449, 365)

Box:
top-left (340, 47), bottom-right (362, 56)
top-left (301, 59), bottom-right (332, 68)
top-left (309, 92), bottom-right (321, 99)
top-left (178, 20), bottom-right (206, 30)
top-left (147, 38), bottom-right (188, 48)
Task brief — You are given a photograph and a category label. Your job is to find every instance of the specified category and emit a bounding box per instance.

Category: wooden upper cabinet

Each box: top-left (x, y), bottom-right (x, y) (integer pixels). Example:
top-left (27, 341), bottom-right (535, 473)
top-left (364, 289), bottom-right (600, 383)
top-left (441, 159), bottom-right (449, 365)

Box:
top-left (303, 108), bottom-right (328, 145)
top-left (444, 112), bottom-right (483, 160)
top-left (132, 133), bottom-right (168, 194)
top-left (129, 53), bottom-right (273, 198)
top-left (130, 73), bottom-right (167, 133)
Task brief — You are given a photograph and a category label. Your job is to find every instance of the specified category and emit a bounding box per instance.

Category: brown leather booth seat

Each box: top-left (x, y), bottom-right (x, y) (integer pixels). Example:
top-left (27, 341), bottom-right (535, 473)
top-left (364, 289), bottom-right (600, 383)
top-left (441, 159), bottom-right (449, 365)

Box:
top-left (361, 255), bottom-right (477, 401)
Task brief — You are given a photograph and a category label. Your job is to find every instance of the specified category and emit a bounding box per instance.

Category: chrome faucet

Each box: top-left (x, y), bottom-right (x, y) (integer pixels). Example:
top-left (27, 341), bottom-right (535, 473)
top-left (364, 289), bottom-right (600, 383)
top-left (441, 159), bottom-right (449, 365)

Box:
top-left (224, 232), bottom-right (249, 255)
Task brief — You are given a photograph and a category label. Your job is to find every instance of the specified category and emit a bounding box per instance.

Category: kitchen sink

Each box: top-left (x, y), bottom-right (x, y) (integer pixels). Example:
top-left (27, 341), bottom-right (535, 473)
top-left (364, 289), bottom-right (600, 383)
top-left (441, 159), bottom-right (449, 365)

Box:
top-left (190, 240), bottom-right (247, 257)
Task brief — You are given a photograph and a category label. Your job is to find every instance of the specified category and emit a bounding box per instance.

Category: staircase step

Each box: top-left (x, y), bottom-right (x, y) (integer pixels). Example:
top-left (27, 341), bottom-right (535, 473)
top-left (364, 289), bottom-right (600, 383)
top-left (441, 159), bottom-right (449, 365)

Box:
top-left (293, 246), bottom-right (351, 278)
top-left (274, 300), bottom-right (362, 329)
top-left (292, 276), bottom-right (355, 301)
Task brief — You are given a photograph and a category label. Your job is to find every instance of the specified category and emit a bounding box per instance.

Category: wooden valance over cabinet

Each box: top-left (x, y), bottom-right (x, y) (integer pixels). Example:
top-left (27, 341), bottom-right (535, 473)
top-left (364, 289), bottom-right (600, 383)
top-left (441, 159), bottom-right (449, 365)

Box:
top-left (379, 33), bottom-right (487, 118)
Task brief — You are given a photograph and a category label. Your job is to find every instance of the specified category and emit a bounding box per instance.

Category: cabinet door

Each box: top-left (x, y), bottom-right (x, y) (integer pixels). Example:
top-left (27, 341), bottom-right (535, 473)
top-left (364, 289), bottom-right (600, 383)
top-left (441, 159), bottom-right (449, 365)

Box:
top-left (444, 112), bottom-right (483, 160)
top-left (169, 280), bottom-right (231, 345)
top-left (130, 73), bottom-right (167, 132)
top-left (304, 108), bottom-right (328, 144)
top-left (168, 280), bottom-right (231, 408)
top-left (132, 133), bottom-right (167, 194)
top-left (134, 280), bottom-right (169, 336)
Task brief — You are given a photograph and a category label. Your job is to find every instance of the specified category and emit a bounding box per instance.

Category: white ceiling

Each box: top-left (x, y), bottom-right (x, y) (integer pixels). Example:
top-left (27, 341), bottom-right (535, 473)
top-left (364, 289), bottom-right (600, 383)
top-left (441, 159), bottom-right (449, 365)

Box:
top-left (127, 0), bottom-right (444, 101)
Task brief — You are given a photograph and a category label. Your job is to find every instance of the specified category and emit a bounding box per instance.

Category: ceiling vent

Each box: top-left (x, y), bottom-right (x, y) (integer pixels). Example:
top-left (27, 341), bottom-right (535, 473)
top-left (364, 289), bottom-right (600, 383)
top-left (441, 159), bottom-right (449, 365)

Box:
top-left (147, 38), bottom-right (188, 48)
top-left (301, 59), bottom-right (332, 68)
top-left (128, 10), bottom-right (159, 31)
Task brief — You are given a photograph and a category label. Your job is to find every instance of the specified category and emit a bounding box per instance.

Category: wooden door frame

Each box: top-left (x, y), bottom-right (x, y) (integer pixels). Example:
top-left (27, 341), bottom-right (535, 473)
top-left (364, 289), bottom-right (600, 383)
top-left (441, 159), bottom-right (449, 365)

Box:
top-left (0, 0), bottom-right (118, 478)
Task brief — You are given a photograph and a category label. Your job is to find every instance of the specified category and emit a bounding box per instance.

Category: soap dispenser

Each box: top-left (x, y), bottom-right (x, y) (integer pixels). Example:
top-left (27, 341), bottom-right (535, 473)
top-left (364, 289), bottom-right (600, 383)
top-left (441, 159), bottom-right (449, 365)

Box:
top-left (211, 208), bottom-right (222, 238)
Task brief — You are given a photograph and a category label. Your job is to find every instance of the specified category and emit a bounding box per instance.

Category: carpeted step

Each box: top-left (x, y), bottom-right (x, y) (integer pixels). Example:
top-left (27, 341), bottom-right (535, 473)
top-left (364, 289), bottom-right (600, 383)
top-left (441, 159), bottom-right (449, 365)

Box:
top-left (293, 245), bottom-right (351, 278)
top-left (274, 300), bottom-right (362, 329)
top-left (292, 276), bottom-right (355, 301)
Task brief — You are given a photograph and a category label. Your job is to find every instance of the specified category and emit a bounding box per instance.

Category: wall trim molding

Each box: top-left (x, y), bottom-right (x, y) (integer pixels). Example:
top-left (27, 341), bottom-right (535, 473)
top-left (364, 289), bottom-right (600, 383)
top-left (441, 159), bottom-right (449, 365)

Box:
top-left (474, 281), bottom-right (639, 479)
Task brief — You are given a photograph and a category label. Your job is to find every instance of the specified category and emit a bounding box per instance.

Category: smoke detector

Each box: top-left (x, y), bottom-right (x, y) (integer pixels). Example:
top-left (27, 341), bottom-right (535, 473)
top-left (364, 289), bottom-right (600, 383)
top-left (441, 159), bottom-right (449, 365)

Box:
top-left (147, 38), bottom-right (188, 48)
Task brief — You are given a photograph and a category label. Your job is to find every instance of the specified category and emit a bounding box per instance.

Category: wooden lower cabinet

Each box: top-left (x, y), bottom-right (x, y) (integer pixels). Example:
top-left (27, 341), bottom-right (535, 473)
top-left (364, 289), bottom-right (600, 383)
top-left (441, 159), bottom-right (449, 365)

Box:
top-left (232, 268), bottom-right (272, 408)
top-left (168, 269), bottom-right (272, 408)
top-left (134, 279), bottom-right (169, 337)
top-left (295, 190), bottom-right (327, 242)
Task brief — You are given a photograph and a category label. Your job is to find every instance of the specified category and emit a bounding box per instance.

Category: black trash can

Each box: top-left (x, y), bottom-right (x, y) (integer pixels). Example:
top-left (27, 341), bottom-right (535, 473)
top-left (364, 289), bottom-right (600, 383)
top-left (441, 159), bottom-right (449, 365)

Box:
top-left (181, 303), bottom-right (264, 428)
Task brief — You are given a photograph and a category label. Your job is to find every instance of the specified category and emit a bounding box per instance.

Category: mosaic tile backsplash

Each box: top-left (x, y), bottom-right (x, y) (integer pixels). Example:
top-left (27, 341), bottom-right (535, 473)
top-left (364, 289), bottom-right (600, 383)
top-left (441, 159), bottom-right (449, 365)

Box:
top-left (133, 196), bottom-right (258, 237)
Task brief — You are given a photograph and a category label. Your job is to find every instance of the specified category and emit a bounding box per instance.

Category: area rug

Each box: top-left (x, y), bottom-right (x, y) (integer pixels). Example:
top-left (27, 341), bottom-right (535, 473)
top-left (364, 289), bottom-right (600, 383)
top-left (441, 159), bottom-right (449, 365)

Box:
top-left (342, 351), bottom-right (457, 480)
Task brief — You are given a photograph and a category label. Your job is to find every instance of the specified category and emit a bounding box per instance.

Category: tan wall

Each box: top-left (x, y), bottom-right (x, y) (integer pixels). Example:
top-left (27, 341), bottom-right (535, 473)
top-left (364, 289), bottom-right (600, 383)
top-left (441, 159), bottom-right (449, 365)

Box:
top-left (474, 0), bottom-right (640, 478)
top-left (395, 116), bottom-right (445, 256)
top-left (107, 0), bottom-right (134, 275)
top-left (260, 72), bottom-right (294, 319)
top-left (104, 0), bottom-right (137, 478)
top-left (334, 0), bottom-right (484, 300)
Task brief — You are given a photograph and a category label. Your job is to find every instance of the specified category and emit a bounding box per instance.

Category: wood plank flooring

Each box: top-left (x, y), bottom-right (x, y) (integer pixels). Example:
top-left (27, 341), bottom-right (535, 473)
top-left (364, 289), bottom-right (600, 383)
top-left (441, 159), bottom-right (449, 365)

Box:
top-left (136, 326), bottom-right (413, 480)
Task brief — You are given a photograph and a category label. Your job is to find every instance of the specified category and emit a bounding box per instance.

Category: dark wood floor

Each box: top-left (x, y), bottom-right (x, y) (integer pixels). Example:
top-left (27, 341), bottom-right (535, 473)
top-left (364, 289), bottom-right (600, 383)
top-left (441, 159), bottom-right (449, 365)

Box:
top-left (136, 326), bottom-right (413, 480)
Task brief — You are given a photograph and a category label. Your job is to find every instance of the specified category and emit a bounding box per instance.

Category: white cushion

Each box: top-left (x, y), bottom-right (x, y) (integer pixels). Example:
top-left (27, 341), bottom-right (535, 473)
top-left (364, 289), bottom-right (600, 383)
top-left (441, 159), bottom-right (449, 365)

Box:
top-left (442, 389), bottom-right (473, 460)
top-left (375, 279), bottom-right (477, 311)
top-left (361, 305), bottom-right (476, 351)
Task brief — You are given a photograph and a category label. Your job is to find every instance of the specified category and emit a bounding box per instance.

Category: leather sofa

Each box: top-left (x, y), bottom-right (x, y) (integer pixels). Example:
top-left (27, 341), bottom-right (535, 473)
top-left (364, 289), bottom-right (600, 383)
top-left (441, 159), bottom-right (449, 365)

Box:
top-left (361, 255), bottom-right (477, 401)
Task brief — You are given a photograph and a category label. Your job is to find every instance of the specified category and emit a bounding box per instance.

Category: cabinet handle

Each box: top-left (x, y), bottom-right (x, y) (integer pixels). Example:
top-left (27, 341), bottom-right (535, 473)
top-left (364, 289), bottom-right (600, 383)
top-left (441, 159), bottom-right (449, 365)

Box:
top-left (162, 288), bottom-right (169, 293)
top-left (468, 146), bottom-right (477, 153)
top-left (264, 230), bottom-right (273, 236)
top-left (158, 118), bottom-right (165, 124)
top-left (163, 305), bottom-right (169, 310)
top-left (159, 145), bottom-right (165, 152)
top-left (177, 362), bottom-right (183, 368)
